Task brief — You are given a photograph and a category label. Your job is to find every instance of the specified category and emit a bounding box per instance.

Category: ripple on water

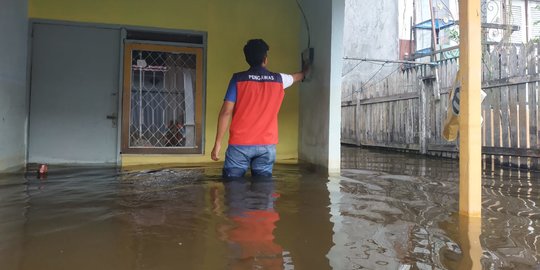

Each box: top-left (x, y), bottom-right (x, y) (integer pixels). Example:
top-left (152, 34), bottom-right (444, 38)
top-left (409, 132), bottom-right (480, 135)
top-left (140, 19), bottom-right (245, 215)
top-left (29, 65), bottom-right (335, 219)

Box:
top-left (1, 147), bottom-right (540, 269)
top-left (338, 146), bottom-right (540, 269)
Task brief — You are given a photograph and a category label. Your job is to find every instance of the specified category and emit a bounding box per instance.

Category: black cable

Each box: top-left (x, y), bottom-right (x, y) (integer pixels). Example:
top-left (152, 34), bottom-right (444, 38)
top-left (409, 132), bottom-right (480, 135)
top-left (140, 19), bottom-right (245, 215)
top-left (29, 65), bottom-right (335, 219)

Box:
top-left (295, 0), bottom-right (311, 48)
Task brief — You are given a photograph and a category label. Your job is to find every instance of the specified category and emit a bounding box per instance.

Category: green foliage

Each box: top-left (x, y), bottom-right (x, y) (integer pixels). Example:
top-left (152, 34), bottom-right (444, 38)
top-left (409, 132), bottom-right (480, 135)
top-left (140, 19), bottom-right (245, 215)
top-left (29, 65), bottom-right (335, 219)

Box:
top-left (448, 28), bottom-right (460, 43)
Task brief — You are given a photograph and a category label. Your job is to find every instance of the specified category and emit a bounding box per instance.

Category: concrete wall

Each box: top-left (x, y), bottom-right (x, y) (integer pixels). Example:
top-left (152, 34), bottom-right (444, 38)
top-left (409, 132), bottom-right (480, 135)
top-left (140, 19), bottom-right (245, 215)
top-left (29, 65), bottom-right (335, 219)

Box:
top-left (0, 0), bottom-right (29, 173)
top-left (298, 0), bottom-right (344, 173)
top-left (398, 0), bottom-right (415, 40)
top-left (341, 0), bottom-right (399, 92)
top-left (28, 0), bottom-right (301, 166)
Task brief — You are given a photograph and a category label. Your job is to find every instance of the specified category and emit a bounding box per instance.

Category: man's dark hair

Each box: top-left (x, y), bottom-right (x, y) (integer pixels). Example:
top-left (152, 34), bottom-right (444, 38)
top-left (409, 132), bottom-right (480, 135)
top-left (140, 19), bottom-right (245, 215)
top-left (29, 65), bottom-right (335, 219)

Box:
top-left (243, 39), bottom-right (269, 67)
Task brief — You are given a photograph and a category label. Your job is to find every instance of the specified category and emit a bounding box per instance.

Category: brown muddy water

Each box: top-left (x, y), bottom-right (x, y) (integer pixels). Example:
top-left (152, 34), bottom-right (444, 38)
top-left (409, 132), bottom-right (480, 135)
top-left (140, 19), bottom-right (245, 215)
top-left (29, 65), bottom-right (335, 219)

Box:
top-left (1, 146), bottom-right (539, 270)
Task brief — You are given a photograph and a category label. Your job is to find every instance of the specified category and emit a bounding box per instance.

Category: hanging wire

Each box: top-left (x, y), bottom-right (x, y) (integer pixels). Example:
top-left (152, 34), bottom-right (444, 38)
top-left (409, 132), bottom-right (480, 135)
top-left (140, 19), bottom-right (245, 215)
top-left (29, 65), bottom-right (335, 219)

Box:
top-left (340, 56), bottom-right (438, 101)
top-left (340, 90), bottom-right (358, 103)
top-left (360, 63), bottom-right (387, 88)
top-left (342, 59), bottom-right (390, 78)
top-left (363, 64), bottom-right (403, 90)
top-left (341, 63), bottom-right (404, 102)
top-left (295, 0), bottom-right (311, 48)
top-left (342, 62), bottom-right (363, 77)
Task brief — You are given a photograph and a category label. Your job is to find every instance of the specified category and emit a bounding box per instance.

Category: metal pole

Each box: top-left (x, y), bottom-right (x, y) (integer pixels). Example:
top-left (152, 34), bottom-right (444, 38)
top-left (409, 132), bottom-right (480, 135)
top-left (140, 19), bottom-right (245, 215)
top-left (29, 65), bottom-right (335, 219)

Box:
top-left (139, 52), bottom-right (143, 139)
top-left (428, 0), bottom-right (441, 100)
top-left (413, 0), bottom-right (417, 56)
top-left (410, 16), bottom-right (414, 58)
top-left (429, 0), bottom-right (439, 61)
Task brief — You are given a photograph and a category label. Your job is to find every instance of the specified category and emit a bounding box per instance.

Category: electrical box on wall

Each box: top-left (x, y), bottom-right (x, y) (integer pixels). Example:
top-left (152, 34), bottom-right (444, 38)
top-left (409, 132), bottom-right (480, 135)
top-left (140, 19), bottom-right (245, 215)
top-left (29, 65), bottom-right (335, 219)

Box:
top-left (301, 47), bottom-right (314, 81)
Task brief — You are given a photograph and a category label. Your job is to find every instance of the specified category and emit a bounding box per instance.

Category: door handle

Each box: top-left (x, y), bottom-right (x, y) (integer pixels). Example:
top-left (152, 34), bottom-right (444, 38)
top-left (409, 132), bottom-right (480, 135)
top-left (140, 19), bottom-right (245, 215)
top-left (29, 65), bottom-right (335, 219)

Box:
top-left (106, 113), bottom-right (117, 128)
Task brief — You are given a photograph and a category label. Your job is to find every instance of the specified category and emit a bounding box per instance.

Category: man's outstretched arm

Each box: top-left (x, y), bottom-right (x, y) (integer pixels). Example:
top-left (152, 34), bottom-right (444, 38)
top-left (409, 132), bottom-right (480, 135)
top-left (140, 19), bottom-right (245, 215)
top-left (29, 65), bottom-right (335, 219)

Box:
top-left (211, 101), bottom-right (235, 161)
top-left (291, 64), bottom-right (310, 83)
top-left (291, 71), bottom-right (305, 83)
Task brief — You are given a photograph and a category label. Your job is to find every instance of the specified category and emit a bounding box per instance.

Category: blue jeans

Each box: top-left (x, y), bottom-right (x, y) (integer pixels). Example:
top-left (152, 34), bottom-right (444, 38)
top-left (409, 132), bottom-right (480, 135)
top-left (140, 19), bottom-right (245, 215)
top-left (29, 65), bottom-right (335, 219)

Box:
top-left (223, 145), bottom-right (276, 178)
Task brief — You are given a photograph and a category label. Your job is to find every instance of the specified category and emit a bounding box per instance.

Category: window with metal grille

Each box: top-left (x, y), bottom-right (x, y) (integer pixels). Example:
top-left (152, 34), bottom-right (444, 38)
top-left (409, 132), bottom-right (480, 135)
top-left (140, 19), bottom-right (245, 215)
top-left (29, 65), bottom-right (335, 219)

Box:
top-left (121, 43), bottom-right (204, 154)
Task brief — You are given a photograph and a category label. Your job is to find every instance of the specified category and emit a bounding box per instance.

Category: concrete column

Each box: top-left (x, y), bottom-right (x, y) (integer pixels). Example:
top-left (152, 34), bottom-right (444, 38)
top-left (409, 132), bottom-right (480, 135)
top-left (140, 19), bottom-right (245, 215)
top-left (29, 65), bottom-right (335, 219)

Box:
top-left (458, 0), bottom-right (482, 217)
top-left (328, 0), bottom-right (345, 173)
top-left (299, 0), bottom-right (344, 174)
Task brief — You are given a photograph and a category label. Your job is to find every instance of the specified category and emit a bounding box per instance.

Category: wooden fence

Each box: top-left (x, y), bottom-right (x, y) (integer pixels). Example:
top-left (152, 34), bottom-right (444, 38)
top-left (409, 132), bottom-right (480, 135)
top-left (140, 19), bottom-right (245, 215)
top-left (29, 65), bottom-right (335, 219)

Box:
top-left (341, 42), bottom-right (540, 170)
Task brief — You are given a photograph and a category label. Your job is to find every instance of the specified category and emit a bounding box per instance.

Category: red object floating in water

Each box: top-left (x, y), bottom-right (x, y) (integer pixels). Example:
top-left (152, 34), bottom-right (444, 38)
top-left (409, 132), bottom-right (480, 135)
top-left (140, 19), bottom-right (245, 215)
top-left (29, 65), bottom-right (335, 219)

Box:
top-left (38, 164), bottom-right (48, 179)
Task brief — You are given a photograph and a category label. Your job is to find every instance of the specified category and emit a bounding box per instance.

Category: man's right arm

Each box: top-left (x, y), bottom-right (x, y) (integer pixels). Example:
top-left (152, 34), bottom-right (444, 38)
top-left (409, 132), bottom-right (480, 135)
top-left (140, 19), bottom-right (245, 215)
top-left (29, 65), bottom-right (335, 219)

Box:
top-left (288, 64), bottom-right (310, 84)
top-left (291, 71), bottom-right (305, 83)
top-left (211, 101), bottom-right (235, 161)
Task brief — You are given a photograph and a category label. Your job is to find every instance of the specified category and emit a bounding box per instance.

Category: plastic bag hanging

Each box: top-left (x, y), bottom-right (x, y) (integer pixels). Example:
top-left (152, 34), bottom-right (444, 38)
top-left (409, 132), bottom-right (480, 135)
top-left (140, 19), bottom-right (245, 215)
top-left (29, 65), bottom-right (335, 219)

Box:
top-left (442, 70), bottom-right (487, 141)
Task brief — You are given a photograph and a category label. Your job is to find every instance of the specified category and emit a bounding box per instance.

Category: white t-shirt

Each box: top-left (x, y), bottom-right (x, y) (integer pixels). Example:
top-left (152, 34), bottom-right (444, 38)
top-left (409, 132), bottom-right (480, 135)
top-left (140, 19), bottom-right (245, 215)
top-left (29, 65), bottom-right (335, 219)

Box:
top-left (280, 73), bottom-right (294, 89)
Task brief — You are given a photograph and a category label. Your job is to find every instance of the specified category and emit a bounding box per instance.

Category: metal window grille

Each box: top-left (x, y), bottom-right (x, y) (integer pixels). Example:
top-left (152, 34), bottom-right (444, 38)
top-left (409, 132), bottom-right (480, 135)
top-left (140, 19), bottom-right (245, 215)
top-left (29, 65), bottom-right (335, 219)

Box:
top-left (128, 49), bottom-right (198, 150)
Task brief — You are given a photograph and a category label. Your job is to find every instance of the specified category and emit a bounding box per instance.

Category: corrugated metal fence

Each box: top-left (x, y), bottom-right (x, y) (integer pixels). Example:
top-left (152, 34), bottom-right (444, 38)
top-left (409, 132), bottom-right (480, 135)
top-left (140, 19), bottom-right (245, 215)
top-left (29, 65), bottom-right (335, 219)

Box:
top-left (341, 42), bottom-right (540, 170)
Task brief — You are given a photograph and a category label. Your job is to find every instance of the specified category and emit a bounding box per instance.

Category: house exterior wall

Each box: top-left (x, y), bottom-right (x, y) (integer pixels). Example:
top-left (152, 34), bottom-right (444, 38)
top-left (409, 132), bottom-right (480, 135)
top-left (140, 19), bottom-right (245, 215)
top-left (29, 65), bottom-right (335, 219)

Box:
top-left (0, 0), bottom-right (29, 173)
top-left (298, 0), bottom-right (344, 173)
top-left (341, 0), bottom-right (399, 90)
top-left (485, 0), bottom-right (540, 43)
top-left (28, 0), bottom-right (301, 166)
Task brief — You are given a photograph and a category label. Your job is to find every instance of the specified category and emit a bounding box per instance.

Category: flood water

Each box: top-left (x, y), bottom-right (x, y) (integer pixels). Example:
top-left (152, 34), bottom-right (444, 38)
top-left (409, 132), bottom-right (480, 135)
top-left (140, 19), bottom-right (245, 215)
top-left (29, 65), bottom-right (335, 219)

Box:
top-left (1, 146), bottom-right (539, 270)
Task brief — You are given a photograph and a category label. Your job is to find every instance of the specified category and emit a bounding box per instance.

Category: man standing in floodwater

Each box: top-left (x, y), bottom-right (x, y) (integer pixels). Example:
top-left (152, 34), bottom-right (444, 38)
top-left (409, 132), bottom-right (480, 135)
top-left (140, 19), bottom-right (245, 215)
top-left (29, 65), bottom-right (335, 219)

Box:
top-left (211, 39), bottom-right (306, 178)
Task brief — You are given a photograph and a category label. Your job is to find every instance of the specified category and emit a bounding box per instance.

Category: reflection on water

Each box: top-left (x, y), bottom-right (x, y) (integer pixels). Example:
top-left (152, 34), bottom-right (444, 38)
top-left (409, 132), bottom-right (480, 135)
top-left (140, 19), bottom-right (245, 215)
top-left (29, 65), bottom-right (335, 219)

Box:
top-left (119, 168), bottom-right (211, 270)
top-left (0, 147), bottom-right (539, 269)
top-left (215, 179), bottom-right (290, 269)
top-left (339, 146), bottom-right (540, 269)
top-left (336, 148), bottom-right (462, 269)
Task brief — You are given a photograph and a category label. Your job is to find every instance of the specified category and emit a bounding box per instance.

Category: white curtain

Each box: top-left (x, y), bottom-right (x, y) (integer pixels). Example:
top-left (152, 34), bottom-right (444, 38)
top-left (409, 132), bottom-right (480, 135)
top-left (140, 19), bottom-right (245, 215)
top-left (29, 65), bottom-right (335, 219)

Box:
top-left (183, 68), bottom-right (196, 147)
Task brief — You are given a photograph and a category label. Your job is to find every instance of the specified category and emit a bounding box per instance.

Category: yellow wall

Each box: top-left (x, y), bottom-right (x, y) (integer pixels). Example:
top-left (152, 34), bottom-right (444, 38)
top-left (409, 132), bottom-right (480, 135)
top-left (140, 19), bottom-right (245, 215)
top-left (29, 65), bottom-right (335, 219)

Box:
top-left (29, 0), bottom-right (301, 166)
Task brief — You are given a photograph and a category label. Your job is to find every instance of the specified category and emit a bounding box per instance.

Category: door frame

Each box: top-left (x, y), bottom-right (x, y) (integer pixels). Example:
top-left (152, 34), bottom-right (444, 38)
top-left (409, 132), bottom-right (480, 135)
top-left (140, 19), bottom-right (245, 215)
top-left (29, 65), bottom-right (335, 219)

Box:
top-left (27, 19), bottom-right (207, 165)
